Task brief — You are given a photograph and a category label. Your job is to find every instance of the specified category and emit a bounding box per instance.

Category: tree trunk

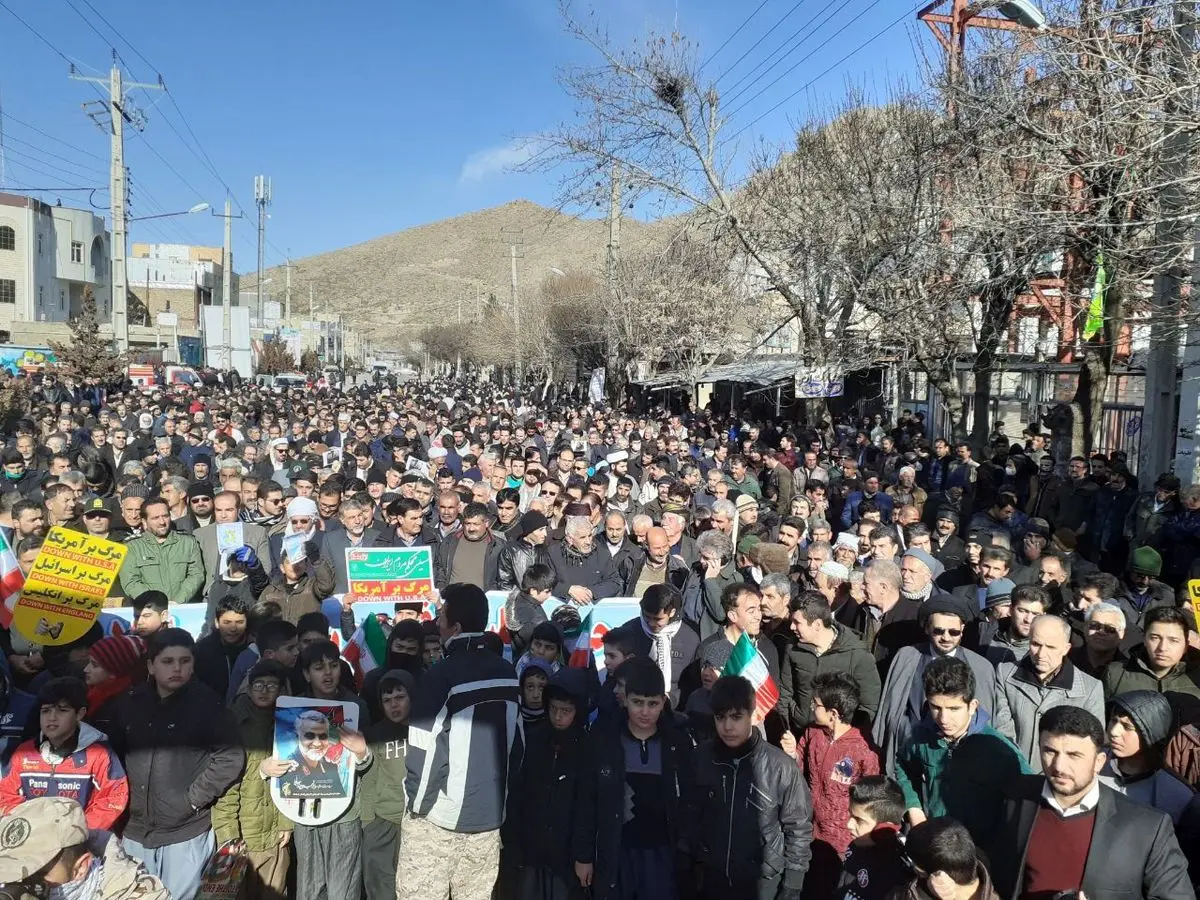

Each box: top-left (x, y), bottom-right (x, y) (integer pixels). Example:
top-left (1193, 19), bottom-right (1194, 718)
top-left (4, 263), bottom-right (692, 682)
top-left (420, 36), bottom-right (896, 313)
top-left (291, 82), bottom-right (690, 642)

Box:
top-left (970, 365), bottom-right (994, 449)
top-left (926, 364), bottom-right (969, 443)
top-left (1072, 347), bottom-right (1109, 455)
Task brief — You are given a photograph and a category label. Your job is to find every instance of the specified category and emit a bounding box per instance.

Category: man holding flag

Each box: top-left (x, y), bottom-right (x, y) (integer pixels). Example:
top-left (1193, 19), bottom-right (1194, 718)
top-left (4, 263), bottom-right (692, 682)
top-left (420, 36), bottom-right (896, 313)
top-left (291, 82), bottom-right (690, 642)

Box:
top-left (697, 583), bottom-right (781, 723)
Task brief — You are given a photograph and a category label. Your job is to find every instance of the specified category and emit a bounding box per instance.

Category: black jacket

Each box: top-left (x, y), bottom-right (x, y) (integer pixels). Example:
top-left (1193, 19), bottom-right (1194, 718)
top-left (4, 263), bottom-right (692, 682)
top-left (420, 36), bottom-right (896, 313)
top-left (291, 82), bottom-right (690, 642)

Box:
top-left (688, 732), bottom-right (813, 893)
top-left (107, 679), bottom-right (245, 848)
top-left (503, 713), bottom-right (596, 879)
top-left (836, 826), bottom-right (909, 900)
top-left (612, 617), bottom-right (701, 708)
top-left (192, 631), bottom-right (250, 700)
top-left (496, 537), bottom-right (548, 592)
top-left (319, 526), bottom-right (383, 594)
top-left (591, 716), bottom-right (694, 900)
top-left (547, 541), bottom-right (622, 600)
top-left (986, 775), bottom-right (1194, 900)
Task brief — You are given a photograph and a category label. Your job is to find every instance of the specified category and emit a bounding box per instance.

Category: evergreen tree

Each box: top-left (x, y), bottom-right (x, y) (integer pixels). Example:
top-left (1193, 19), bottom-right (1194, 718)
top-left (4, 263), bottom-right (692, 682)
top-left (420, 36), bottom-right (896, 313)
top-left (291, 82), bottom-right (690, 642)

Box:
top-left (49, 287), bottom-right (126, 382)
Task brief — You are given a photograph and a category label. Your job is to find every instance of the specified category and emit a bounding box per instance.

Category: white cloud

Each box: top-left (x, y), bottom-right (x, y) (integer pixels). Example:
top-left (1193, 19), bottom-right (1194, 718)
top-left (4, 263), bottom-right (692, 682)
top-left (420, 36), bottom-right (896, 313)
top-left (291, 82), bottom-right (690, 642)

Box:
top-left (458, 140), bottom-right (535, 184)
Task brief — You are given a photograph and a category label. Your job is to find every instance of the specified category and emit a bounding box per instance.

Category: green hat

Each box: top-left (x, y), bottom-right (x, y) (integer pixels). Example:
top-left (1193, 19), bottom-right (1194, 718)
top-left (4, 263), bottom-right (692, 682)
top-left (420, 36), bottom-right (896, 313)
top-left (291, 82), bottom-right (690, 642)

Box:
top-left (1130, 545), bottom-right (1162, 577)
top-left (737, 534), bottom-right (761, 556)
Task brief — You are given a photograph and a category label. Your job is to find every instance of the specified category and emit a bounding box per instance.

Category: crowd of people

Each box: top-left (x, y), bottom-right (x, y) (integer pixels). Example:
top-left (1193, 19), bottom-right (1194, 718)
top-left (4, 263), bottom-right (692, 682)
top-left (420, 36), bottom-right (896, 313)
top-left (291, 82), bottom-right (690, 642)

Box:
top-left (0, 369), bottom-right (1195, 900)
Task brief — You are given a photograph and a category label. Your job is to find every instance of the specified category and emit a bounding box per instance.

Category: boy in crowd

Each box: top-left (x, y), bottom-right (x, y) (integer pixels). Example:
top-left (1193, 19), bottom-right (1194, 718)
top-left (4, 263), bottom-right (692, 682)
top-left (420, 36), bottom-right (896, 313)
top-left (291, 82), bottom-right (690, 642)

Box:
top-left (519, 658), bottom-right (553, 734)
top-left (505, 563), bottom-right (555, 661)
top-left (505, 668), bottom-right (595, 900)
top-left (691, 674), bottom-right (813, 900)
top-left (108, 628), bottom-right (244, 900)
top-left (361, 670), bottom-right (415, 900)
top-left (591, 657), bottom-right (693, 899)
top-left (838, 777), bottom-right (909, 900)
top-left (1101, 689), bottom-right (1195, 823)
top-left (783, 672), bottom-right (878, 897)
top-left (268, 640), bottom-right (371, 900)
top-left (228, 617), bottom-right (301, 702)
top-left (515, 622), bottom-right (563, 677)
top-left (213, 660), bottom-right (293, 900)
top-left (0, 676), bottom-right (128, 831)
top-left (193, 596), bottom-right (252, 699)
top-left (131, 591), bottom-right (170, 638)
top-left (894, 657), bottom-right (1028, 847)
top-left (899, 817), bottom-right (1002, 900)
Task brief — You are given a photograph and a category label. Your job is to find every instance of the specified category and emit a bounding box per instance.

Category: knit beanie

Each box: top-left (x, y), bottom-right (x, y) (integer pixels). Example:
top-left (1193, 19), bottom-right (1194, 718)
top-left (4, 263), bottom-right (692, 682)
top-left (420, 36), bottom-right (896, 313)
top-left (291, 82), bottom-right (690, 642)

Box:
top-left (700, 639), bottom-right (734, 671)
top-left (1130, 546), bottom-right (1163, 577)
top-left (515, 510), bottom-right (549, 540)
top-left (89, 635), bottom-right (146, 678)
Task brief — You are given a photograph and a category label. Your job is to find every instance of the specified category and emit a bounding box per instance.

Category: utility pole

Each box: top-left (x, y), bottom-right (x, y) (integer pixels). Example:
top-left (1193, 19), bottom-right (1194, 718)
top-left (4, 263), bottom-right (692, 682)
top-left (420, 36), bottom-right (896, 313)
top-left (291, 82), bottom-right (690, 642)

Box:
top-left (309, 283), bottom-right (314, 319)
top-left (211, 197), bottom-right (243, 370)
top-left (254, 175), bottom-right (271, 321)
top-left (283, 258), bottom-right (297, 321)
top-left (72, 58), bottom-right (161, 354)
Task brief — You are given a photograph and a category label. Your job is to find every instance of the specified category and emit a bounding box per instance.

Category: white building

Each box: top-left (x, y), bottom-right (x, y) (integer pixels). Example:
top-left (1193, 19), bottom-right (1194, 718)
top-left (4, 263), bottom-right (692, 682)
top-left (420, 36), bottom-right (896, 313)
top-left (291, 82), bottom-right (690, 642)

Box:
top-left (0, 192), bottom-right (111, 331)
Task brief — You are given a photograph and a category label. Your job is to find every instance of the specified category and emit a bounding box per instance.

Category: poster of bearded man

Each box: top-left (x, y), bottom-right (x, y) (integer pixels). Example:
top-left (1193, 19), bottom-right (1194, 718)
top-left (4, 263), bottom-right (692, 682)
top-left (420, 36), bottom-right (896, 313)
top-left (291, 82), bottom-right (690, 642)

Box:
top-left (268, 696), bottom-right (361, 826)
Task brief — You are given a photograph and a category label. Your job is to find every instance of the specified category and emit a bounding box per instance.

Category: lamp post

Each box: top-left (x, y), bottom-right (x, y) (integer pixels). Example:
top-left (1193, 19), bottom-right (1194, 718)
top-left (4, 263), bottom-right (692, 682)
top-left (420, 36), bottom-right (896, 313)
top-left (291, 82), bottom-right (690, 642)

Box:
top-left (116, 202), bottom-right (210, 353)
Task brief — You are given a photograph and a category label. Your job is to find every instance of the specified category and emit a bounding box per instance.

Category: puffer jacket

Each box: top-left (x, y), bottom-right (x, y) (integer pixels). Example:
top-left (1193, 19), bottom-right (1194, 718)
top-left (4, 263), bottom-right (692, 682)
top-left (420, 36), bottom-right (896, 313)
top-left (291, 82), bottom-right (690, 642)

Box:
top-left (689, 731), bottom-right (813, 893)
top-left (211, 694), bottom-right (293, 852)
top-left (1102, 646), bottom-right (1200, 704)
top-left (779, 626), bottom-right (882, 732)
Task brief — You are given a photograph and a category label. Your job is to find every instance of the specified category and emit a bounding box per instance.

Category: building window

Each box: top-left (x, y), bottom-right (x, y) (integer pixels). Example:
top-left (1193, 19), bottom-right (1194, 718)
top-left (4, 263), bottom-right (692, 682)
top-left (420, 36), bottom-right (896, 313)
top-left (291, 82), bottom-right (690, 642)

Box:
top-left (37, 234), bottom-right (42, 256)
top-left (38, 287), bottom-right (43, 309)
top-left (0, 227), bottom-right (13, 251)
top-left (71, 241), bottom-right (83, 263)
top-left (0, 280), bottom-right (14, 304)
top-left (59, 289), bottom-right (65, 312)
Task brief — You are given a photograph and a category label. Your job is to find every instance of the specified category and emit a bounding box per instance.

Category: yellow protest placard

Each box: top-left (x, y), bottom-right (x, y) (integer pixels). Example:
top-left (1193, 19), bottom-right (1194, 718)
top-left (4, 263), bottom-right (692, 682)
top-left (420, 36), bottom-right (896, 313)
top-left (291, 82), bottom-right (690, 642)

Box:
top-left (1188, 580), bottom-right (1200, 631)
top-left (12, 527), bottom-right (127, 645)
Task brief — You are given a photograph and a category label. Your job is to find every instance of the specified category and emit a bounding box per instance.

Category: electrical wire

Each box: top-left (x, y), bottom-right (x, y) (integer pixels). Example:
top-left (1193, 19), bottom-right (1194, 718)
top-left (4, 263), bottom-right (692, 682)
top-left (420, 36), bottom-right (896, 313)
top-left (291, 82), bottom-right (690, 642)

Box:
top-left (724, 0), bottom-right (926, 142)
top-left (2, 133), bottom-right (106, 176)
top-left (0, 112), bottom-right (107, 162)
top-left (714, 0), bottom-right (808, 83)
top-left (723, 0), bottom-right (891, 120)
top-left (703, 0), bottom-right (773, 66)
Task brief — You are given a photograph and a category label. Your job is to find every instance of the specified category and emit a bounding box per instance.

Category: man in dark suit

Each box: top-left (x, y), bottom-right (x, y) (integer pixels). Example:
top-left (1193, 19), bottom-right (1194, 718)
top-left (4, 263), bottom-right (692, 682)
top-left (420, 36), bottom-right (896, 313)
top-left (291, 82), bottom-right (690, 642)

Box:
top-left (987, 705), bottom-right (1193, 900)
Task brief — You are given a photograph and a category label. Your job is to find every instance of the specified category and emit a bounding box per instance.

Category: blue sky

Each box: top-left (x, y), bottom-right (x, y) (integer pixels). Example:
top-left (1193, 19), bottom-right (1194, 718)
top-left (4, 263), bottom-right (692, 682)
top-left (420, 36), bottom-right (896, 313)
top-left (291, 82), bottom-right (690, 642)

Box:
top-left (0, 0), bottom-right (927, 269)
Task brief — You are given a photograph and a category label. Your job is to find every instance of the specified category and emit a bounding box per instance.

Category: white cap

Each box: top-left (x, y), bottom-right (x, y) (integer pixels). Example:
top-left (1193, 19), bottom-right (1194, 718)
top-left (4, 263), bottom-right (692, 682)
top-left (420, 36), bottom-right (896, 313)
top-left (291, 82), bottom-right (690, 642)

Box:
top-left (286, 496), bottom-right (318, 518)
top-left (834, 532), bottom-right (859, 552)
top-left (819, 560), bottom-right (851, 581)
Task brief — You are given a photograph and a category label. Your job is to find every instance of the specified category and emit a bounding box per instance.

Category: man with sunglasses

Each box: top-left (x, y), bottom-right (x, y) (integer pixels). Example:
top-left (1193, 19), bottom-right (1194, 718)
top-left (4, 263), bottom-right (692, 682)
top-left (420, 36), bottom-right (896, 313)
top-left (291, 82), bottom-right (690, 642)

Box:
top-left (871, 596), bottom-right (1006, 777)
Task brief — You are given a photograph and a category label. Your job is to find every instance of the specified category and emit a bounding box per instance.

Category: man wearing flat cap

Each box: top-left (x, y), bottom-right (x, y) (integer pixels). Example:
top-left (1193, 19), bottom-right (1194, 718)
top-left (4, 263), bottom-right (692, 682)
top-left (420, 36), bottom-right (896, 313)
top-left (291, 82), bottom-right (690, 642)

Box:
top-left (0, 798), bottom-right (167, 900)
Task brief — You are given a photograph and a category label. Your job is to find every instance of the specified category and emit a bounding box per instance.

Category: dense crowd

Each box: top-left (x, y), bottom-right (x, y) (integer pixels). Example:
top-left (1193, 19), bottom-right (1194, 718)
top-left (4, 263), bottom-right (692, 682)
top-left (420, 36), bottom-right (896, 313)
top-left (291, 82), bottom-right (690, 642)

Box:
top-left (0, 370), bottom-right (1195, 900)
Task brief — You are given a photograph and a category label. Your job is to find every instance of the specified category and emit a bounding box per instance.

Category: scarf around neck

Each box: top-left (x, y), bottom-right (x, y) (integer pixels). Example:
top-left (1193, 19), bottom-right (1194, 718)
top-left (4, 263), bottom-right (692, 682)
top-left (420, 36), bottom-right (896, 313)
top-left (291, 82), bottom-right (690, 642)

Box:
top-left (641, 616), bottom-right (683, 690)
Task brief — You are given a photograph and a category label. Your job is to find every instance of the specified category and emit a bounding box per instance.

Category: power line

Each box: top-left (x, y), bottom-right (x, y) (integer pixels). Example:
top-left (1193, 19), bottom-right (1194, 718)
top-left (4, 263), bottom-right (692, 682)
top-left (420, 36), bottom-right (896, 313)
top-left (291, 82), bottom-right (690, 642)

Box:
top-left (703, 0), bottom-right (773, 66)
top-left (2, 133), bottom-right (106, 176)
top-left (721, 0), bottom-right (857, 102)
top-left (713, 0), bottom-right (808, 84)
top-left (725, 0), bottom-right (925, 142)
top-left (0, 112), bottom-right (107, 161)
top-left (724, 0), bottom-right (893, 121)
top-left (3, 146), bottom-right (103, 183)
top-left (0, 0), bottom-right (72, 64)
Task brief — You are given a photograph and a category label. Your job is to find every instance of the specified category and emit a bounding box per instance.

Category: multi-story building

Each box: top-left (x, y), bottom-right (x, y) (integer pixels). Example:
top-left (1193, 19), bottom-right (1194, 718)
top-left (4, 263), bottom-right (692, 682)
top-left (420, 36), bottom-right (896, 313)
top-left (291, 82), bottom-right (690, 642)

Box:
top-left (0, 192), bottom-right (111, 334)
top-left (126, 243), bottom-right (235, 336)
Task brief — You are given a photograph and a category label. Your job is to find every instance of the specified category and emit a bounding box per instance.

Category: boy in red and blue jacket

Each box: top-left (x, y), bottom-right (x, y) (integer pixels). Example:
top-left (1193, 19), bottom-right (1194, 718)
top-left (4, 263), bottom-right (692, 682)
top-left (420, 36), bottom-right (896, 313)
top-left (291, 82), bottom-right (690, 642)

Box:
top-left (783, 671), bottom-right (879, 899)
top-left (0, 675), bottom-right (128, 831)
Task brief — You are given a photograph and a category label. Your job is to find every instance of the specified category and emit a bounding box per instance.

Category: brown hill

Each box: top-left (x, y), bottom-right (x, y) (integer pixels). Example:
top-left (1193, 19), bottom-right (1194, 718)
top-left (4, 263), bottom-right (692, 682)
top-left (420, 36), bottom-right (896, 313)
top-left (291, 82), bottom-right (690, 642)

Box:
top-left (245, 200), bottom-right (664, 341)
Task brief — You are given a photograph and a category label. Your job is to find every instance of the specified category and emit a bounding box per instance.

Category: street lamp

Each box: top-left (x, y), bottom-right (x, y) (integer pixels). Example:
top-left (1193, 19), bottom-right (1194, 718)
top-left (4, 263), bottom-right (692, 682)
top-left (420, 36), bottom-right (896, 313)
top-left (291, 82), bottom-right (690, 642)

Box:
top-left (995, 0), bottom-right (1047, 30)
top-left (130, 202), bottom-right (210, 222)
top-left (113, 201), bottom-right (212, 355)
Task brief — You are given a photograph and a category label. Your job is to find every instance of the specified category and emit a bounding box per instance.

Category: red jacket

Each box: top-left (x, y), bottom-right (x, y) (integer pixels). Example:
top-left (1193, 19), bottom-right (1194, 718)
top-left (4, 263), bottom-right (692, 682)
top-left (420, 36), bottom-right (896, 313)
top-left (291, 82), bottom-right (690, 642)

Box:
top-left (796, 723), bottom-right (879, 855)
top-left (0, 722), bottom-right (129, 831)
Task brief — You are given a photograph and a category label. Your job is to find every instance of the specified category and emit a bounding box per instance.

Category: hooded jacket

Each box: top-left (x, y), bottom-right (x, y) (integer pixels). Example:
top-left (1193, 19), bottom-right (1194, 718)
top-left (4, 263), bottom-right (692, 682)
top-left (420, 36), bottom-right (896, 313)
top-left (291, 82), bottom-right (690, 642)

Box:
top-left (1099, 690), bottom-right (1195, 823)
top-left (688, 730), bottom-right (813, 893)
top-left (0, 722), bottom-right (128, 831)
top-left (502, 667), bottom-right (596, 879)
top-left (211, 693), bottom-right (294, 852)
top-left (892, 861), bottom-right (1001, 900)
top-left (795, 724), bottom-right (879, 856)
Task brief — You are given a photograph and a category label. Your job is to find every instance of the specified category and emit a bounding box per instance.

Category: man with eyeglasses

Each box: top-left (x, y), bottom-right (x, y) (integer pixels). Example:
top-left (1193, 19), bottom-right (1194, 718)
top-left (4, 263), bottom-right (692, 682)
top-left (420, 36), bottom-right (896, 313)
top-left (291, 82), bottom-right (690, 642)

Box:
top-left (872, 595), bottom-right (1005, 777)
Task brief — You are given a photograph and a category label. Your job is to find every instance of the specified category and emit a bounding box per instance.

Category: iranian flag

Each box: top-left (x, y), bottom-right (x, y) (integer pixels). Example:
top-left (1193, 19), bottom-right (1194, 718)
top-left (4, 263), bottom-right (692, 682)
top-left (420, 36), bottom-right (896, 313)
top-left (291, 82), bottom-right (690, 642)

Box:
top-left (725, 632), bottom-right (779, 720)
top-left (562, 605), bottom-right (595, 669)
top-left (0, 531), bottom-right (24, 630)
top-left (343, 613), bottom-right (388, 685)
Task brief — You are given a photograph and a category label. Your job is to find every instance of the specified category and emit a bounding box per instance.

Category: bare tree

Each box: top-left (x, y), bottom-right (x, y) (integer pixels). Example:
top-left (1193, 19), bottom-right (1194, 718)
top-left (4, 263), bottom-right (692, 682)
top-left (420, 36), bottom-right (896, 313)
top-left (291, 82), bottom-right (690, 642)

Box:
top-left (947, 0), bottom-right (1200, 449)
